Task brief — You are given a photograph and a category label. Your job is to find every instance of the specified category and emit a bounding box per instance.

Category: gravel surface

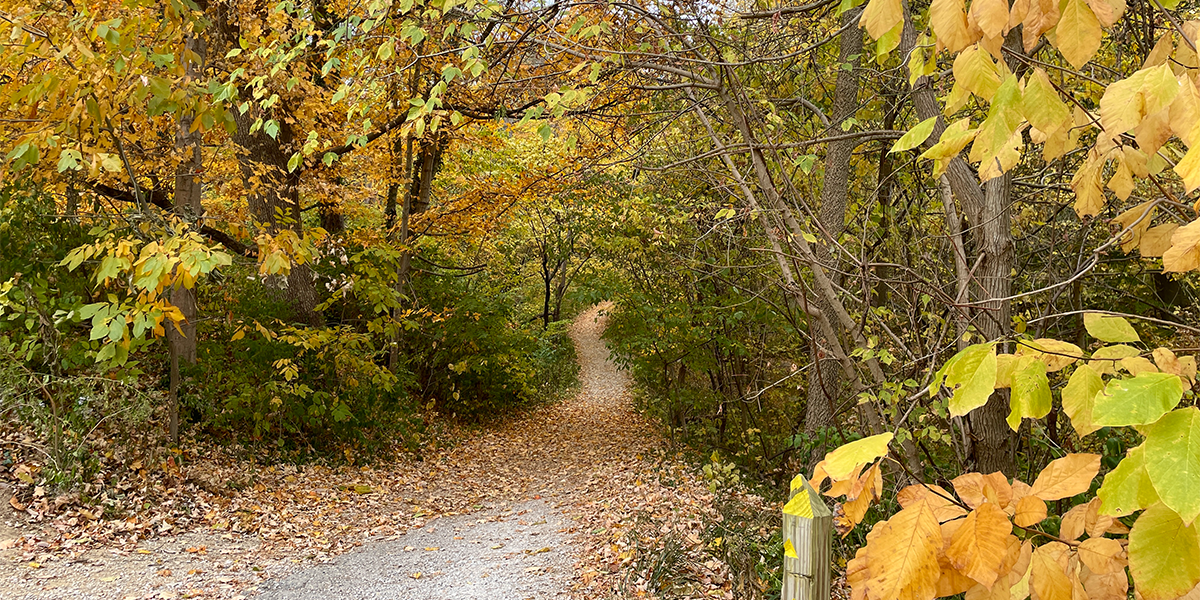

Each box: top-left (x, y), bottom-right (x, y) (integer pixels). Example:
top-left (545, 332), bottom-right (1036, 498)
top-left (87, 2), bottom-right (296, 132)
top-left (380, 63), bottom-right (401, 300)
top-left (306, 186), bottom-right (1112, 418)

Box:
top-left (0, 304), bottom-right (642, 600)
top-left (257, 498), bottom-right (574, 600)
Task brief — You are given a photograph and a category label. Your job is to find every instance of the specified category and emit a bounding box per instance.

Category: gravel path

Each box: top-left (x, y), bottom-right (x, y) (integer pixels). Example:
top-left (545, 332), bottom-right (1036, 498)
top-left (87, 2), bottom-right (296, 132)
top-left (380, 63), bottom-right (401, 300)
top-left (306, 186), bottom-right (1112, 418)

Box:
top-left (0, 304), bottom-right (664, 600)
top-left (254, 303), bottom-right (629, 599)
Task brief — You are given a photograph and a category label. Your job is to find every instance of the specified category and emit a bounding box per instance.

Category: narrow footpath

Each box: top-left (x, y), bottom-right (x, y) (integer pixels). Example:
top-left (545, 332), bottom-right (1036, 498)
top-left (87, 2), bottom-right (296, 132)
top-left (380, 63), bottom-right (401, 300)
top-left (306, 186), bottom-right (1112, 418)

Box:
top-left (2, 305), bottom-right (743, 599)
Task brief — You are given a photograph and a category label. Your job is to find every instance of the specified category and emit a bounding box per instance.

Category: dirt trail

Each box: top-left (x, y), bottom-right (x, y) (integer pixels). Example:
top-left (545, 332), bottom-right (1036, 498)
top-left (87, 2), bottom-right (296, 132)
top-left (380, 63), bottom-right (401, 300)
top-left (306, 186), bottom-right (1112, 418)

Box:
top-left (256, 302), bottom-right (644, 599)
top-left (0, 304), bottom-right (674, 600)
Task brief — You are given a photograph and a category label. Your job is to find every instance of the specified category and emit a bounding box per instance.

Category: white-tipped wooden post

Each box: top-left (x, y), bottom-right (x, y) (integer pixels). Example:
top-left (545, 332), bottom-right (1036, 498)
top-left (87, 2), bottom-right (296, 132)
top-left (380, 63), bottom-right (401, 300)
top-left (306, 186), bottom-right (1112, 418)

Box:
top-left (782, 475), bottom-right (832, 600)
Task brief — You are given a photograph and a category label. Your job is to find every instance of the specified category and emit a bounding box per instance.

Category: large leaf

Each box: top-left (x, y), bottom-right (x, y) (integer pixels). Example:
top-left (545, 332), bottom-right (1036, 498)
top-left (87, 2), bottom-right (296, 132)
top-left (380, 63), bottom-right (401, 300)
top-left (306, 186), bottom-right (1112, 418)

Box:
top-left (1077, 538), bottom-right (1126, 576)
top-left (1006, 355), bottom-right (1051, 431)
top-left (1143, 407), bottom-right (1200, 524)
top-left (864, 500), bottom-right (943, 600)
top-left (929, 0), bottom-right (974, 52)
top-left (1030, 542), bottom-right (1072, 600)
top-left (946, 503), bottom-right (1013, 588)
top-left (1163, 218), bottom-right (1200, 273)
top-left (1088, 344), bottom-right (1142, 375)
top-left (934, 343), bottom-right (998, 417)
top-left (860, 0), bottom-right (904, 39)
top-left (1097, 445), bottom-right (1159, 517)
top-left (1062, 364), bottom-right (1104, 437)
top-left (1083, 313), bottom-right (1141, 343)
top-left (1128, 503), bottom-right (1200, 600)
top-left (1031, 453), bottom-right (1100, 501)
top-left (1092, 372), bottom-right (1184, 427)
top-left (1015, 338), bottom-right (1082, 372)
top-left (891, 117), bottom-right (938, 153)
top-left (822, 432), bottom-right (894, 480)
top-left (1022, 70), bottom-right (1071, 135)
top-left (1052, 0), bottom-right (1101, 69)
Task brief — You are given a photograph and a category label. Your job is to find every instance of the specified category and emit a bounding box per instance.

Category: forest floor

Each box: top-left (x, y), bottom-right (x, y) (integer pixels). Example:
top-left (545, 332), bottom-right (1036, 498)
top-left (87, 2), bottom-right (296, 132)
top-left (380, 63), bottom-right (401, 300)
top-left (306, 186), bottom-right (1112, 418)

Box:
top-left (0, 304), bottom-right (763, 599)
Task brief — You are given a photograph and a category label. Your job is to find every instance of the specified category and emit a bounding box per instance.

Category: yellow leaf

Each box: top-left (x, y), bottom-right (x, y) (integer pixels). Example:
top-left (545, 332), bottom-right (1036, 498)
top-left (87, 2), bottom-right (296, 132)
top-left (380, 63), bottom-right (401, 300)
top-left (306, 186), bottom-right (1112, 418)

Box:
top-left (946, 503), bottom-right (1013, 589)
top-left (954, 45), bottom-right (1006, 100)
top-left (1031, 454), bottom-right (1101, 501)
top-left (1107, 156), bottom-right (1136, 201)
top-left (1135, 108), bottom-right (1173, 156)
top-left (1030, 543), bottom-right (1073, 600)
top-left (1176, 145), bottom-right (1200, 193)
top-left (932, 0), bottom-right (976, 52)
top-left (1142, 224), bottom-right (1181, 257)
top-left (1112, 201), bottom-right (1157, 253)
top-left (1053, 0), bottom-right (1102, 68)
top-left (898, 484), bottom-right (969, 522)
top-left (1170, 76), bottom-right (1200, 147)
top-left (1100, 65), bottom-right (1181, 139)
top-left (1088, 344), bottom-right (1142, 375)
top-left (1062, 364), bottom-right (1104, 437)
top-left (1015, 338), bottom-right (1083, 372)
top-left (864, 500), bottom-right (943, 600)
top-left (1144, 35), bottom-right (1175, 68)
top-left (822, 432), bottom-right (894, 480)
top-left (1085, 0), bottom-right (1122, 27)
top-left (1022, 69), bottom-right (1071, 135)
top-left (922, 118), bottom-right (979, 178)
top-left (1163, 218), bottom-right (1200, 272)
top-left (970, 0), bottom-right (1010, 39)
top-left (1128, 503), bottom-right (1200, 600)
top-left (1012, 495), bottom-right (1047, 527)
top-left (1071, 151), bottom-right (1105, 217)
top-left (861, 0), bottom-right (904, 40)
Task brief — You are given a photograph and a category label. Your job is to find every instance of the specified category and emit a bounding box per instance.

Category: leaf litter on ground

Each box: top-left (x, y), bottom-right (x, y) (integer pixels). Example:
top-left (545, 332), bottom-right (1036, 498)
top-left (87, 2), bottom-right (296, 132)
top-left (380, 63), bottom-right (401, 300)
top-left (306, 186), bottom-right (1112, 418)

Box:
top-left (0, 304), bottom-right (776, 599)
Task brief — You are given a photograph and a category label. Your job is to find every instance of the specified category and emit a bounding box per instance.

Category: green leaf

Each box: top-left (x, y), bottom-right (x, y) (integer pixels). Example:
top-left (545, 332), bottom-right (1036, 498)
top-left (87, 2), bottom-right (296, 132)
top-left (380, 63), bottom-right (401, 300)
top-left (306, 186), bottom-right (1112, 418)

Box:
top-left (1006, 355), bottom-right (1051, 431)
top-left (1084, 313), bottom-right (1141, 343)
top-left (1143, 407), bottom-right (1200, 525)
top-left (1092, 372), bottom-right (1184, 427)
top-left (1098, 445), bottom-right (1159, 517)
top-left (933, 343), bottom-right (997, 417)
top-left (1128, 503), bottom-right (1200, 600)
top-left (821, 432), bottom-right (893, 480)
top-left (287, 152), bottom-right (301, 172)
top-left (1062, 364), bottom-right (1104, 437)
top-left (889, 117), bottom-right (937, 153)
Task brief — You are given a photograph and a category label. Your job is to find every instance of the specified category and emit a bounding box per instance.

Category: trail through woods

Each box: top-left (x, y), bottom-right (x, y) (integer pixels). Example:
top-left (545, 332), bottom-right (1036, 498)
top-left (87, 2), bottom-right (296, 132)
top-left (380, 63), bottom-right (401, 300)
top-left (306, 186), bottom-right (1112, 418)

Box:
top-left (1, 305), bottom-right (750, 599)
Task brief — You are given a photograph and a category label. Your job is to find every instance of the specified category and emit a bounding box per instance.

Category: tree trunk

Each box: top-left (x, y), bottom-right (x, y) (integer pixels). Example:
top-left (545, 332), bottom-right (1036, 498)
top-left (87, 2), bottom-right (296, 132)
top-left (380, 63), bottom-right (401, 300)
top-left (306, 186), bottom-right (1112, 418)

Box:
top-left (804, 9), bottom-right (863, 465)
top-left (168, 31), bottom-right (205, 445)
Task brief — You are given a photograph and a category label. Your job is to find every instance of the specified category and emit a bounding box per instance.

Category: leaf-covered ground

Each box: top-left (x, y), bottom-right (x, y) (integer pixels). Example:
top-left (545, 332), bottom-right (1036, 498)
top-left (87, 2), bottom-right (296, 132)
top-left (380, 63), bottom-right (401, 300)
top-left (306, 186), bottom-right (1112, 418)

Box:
top-left (1, 304), bottom-right (772, 599)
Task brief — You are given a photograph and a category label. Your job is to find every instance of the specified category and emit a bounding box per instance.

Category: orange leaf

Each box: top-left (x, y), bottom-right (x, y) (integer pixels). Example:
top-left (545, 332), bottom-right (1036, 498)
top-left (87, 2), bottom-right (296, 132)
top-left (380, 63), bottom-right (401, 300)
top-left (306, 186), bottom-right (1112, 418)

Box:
top-left (1031, 454), bottom-right (1101, 501)
top-left (1030, 543), bottom-right (1073, 600)
top-left (864, 500), bottom-right (944, 600)
top-left (1078, 538), bottom-right (1126, 575)
top-left (946, 503), bottom-right (1014, 589)
top-left (1013, 495), bottom-right (1047, 527)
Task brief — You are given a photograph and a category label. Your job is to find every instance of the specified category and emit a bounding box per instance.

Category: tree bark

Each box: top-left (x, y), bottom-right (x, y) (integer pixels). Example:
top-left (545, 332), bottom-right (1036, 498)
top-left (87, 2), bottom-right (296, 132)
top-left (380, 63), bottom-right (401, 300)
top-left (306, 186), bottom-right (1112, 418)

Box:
top-left (168, 30), bottom-right (205, 445)
top-left (804, 9), bottom-right (863, 465)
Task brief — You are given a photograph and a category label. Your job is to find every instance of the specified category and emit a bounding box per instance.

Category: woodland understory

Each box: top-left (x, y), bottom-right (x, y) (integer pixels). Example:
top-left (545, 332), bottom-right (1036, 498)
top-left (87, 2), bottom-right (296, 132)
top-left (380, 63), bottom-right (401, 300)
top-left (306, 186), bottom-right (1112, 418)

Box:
top-left (3, 0), bottom-right (1200, 598)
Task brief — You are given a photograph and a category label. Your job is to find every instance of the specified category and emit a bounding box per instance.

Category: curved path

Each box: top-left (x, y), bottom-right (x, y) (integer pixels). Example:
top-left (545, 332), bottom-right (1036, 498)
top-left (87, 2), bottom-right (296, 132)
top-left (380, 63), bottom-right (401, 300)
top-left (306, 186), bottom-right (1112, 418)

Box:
top-left (257, 303), bottom-right (646, 599)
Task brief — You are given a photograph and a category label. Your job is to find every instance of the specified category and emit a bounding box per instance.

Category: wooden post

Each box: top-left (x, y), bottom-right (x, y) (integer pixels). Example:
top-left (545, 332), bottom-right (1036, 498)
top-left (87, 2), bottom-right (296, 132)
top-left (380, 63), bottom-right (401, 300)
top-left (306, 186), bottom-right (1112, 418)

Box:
top-left (782, 475), bottom-right (832, 600)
